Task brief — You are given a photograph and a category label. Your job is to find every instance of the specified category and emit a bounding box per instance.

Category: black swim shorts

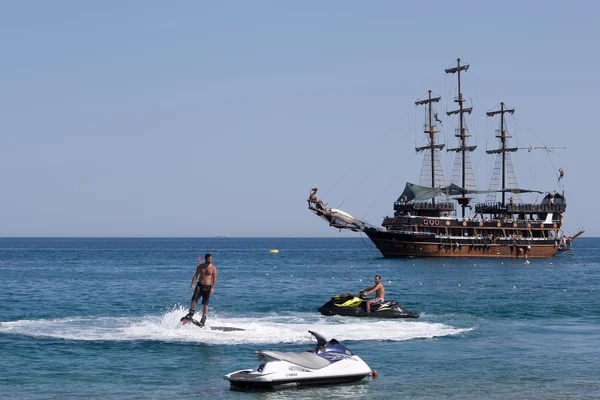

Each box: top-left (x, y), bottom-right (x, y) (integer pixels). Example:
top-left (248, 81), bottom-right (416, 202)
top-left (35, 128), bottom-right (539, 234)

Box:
top-left (191, 284), bottom-right (212, 305)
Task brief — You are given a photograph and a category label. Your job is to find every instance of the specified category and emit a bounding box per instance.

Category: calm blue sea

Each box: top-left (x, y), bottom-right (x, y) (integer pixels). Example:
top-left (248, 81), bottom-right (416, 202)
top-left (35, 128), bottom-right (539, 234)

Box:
top-left (1, 237), bottom-right (599, 399)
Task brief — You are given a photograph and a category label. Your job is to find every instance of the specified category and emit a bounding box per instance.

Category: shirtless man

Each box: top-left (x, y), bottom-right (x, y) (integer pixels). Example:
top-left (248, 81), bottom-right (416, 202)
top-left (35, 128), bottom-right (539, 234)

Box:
top-left (361, 275), bottom-right (385, 313)
top-left (309, 187), bottom-right (318, 203)
top-left (185, 253), bottom-right (217, 326)
top-left (308, 187), bottom-right (325, 208)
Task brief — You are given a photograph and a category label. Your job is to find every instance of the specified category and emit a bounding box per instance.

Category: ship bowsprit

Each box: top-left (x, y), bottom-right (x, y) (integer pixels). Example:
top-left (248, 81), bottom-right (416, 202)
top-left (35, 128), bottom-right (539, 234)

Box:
top-left (307, 190), bottom-right (381, 233)
top-left (309, 205), bottom-right (378, 232)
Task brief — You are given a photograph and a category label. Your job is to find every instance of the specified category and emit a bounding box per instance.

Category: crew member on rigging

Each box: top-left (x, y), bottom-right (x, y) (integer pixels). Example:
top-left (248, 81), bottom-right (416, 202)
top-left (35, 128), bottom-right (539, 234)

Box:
top-left (558, 168), bottom-right (565, 182)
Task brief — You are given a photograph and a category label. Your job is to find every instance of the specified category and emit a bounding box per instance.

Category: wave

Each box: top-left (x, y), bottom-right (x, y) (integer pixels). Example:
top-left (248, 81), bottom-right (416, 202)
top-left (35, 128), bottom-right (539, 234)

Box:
top-left (0, 306), bottom-right (472, 345)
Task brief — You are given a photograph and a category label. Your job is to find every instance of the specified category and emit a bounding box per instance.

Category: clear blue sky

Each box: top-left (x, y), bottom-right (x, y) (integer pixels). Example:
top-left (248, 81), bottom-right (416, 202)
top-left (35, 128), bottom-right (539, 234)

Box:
top-left (1, 1), bottom-right (597, 237)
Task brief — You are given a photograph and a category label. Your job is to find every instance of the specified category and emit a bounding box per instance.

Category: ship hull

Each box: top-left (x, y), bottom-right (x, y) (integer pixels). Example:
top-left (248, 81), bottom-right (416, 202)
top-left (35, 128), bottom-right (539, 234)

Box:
top-left (364, 229), bottom-right (559, 258)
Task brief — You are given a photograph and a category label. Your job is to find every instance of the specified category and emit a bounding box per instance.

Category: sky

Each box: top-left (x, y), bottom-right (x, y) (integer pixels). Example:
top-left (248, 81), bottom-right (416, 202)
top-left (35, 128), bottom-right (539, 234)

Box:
top-left (1, 1), bottom-right (598, 237)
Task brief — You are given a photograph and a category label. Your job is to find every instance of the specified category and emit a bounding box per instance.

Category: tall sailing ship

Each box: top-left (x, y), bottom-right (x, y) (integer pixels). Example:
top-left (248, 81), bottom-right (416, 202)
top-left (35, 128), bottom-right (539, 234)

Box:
top-left (308, 58), bottom-right (583, 258)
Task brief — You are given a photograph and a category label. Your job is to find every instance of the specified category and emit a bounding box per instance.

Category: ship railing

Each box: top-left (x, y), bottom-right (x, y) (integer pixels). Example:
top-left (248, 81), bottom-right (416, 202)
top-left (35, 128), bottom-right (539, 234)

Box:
top-left (507, 203), bottom-right (566, 213)
top-left (484, 217), bottom-right (560, 225)
top-left (394, 201), bottom-right (455, 212)
top-left (384, 216), bottom-right (561, 226)
top-left (475, 202), bottom-right (566, 214)
top-left (390, 229), bottom-right (435, 236)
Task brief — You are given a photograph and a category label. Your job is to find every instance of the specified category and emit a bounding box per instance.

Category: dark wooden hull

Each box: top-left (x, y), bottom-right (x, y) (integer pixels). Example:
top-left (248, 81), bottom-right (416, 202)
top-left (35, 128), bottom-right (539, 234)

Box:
top-left (364, 229), bottom-right (559, 258)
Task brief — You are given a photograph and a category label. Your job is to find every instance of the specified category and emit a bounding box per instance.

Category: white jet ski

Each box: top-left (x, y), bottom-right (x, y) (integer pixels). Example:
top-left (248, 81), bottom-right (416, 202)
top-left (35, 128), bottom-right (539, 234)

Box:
top-left (224, 330), bottom-right (372, 389)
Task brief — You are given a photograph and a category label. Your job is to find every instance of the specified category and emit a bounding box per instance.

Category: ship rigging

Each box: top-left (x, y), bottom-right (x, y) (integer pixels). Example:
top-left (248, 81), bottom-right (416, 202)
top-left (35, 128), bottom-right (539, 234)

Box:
top-left (308, 58), bottom-right (583, 258)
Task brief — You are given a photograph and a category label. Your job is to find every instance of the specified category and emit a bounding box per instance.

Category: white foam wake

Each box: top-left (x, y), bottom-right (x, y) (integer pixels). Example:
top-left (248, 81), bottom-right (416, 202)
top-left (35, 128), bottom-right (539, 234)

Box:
top-left (0, 306), bottom-right (472, 344)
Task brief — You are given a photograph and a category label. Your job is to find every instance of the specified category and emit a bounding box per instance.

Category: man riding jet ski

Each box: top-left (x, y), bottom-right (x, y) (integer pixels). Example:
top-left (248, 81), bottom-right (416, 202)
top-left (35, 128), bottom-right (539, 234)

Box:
top-left (224, 331), bottom-right (372, 389)
top-left (318, 275), bottom-right (419, 318)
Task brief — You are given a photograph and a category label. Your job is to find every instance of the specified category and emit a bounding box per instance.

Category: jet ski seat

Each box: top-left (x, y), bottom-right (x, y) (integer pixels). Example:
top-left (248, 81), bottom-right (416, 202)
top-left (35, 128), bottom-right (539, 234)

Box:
top-left (257, 351), bottom-right (330, 370)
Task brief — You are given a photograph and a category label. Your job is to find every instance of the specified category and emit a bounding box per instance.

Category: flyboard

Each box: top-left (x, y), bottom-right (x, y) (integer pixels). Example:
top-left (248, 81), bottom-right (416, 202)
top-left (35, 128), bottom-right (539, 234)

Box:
top-left (180, 315), bottom-right (245, 332)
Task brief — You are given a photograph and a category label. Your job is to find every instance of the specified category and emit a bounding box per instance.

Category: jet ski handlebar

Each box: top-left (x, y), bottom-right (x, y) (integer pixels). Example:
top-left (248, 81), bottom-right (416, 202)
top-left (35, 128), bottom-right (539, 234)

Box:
top-left (308, 330), bottom-right (328, 347)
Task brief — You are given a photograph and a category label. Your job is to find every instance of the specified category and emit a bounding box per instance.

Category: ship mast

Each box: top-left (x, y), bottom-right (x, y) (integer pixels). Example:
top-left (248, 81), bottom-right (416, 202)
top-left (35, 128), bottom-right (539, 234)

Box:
top-left (445, 58), bottom-right (476, 218)
top-left (486, 102), bottom-right (516, 207)
top-left (415, 90), bottom-right (443, 205)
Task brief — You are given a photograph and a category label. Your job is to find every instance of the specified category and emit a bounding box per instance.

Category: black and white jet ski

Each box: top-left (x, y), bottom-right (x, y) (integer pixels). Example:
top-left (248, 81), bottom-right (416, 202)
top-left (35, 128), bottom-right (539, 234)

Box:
top-left (318, 292), bottom-right (419, 318)
top-left (224, 331), bottom-right (372, 389)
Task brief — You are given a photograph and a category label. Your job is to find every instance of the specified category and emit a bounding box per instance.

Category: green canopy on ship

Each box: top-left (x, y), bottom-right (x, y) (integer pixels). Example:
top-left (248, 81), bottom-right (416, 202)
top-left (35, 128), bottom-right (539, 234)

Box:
top-left (397, 182), bottom-right (544, 202)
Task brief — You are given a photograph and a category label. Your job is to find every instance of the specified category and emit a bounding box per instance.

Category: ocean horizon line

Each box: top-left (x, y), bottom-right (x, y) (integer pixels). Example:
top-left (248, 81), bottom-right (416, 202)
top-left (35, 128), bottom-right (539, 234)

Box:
top-left (0, 236), bottom-right (365, 239)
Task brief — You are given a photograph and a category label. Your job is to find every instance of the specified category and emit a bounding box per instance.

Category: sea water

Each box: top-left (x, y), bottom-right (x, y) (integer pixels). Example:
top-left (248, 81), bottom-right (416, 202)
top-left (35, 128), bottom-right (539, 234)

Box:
top-left (1, 237), bottom-right (599, 399)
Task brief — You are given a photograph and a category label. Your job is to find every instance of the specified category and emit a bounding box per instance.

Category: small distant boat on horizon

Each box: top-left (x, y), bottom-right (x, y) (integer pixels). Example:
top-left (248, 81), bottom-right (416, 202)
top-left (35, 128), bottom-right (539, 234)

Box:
top-left (215, 234), bottom-right (229, 238)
